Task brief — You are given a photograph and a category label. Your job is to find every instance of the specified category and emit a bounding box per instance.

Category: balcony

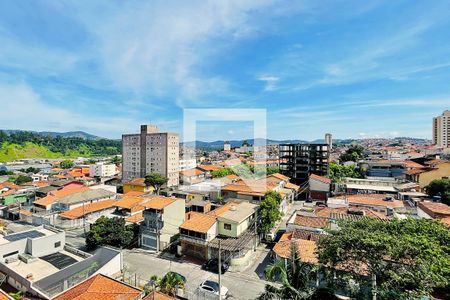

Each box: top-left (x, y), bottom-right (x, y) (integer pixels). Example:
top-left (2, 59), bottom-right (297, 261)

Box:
top-left (180, 234), bottom-right (209, 246)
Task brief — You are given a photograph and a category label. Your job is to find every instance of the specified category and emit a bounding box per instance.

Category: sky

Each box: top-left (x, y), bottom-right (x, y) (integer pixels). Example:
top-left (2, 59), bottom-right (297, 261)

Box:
top-left (0, 0), bottom-right (449, 141)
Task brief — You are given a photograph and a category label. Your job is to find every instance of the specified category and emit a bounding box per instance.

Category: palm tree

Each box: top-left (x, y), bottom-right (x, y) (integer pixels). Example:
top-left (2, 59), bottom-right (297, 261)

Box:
top-left (146, 272), bottom-right (185, 297)
top-left (257, 243), bottom-right (317, 300)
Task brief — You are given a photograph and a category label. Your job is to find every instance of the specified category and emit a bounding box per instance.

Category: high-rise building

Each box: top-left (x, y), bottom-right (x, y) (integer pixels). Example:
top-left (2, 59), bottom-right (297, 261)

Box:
top-left (122, 125), bottom-right (179, 186)
top-left (433, 110), bottom-right (450, 148)
top-left (279, 143), bottom-right (330, 185)
top-left (325, 133), bottom-right (332, 150)
top-left (223, 141), bottom-right (231, 151)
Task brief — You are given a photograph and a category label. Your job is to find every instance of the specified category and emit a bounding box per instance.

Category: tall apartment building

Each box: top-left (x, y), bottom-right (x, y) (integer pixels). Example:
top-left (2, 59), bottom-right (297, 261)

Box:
top-left (279, 143), bottom-right (330, 185)
top-left (122, 125), bottom-right (179, 186)
top-left (433, 110), bottom-right (450, 148)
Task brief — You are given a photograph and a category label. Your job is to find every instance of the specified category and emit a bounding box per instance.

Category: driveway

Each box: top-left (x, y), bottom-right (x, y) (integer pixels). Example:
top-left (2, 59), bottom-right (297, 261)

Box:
top-left (123, 250), bottom-right (269, 300)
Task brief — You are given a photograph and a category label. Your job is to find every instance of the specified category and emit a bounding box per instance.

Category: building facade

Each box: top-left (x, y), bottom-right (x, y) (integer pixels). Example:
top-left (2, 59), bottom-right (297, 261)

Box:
top-left (122, 125), bottom-right (179, 186)
top-left (433, 110), bottom-right (450, 148)
top-left (279, 143), bottom-right (330, 184)
top-left (89, 162), bottom-right (117, 177)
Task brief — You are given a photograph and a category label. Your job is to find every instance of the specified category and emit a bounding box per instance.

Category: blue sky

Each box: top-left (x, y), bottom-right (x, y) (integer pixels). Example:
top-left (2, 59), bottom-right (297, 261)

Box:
top-left (0, 0), bottom-right (449, 141)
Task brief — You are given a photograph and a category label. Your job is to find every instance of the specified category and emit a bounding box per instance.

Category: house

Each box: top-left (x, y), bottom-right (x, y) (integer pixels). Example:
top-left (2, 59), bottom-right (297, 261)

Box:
top-left (216, 202), bottom-right (258, 238)
top-left (196, 165), bottom-right (221, 177)
top-left (273, 231), bottom-right (318, 264)
top-left (360, 160), bottom-right (406, 178)
top-left (417, 201), bottom-right (450, 219)
top-left (309, 174), bottom-right (331, 201)
top-left (334, 194), bottom-right (406, 214)
top-left (0, 226), bottom-right (122, 299)
top-left (51, 188), bottom-right (116, 212)
top-left (405, 160), bottom-right (450, 189)
top-left (89, 162), bottom-right (118, 178)
top-left (179, 168), bottom-right (205, 185)
top-left (58, 199), bottom-right (117, 229)
top-left (123, 178), bottom-right (154, 194)
top-left (140, 196), bottom-right (185, 251)
top-left (53, 274), bottom-right (143, 300)
top-left (33, 186), bottom-right (90, 211)
top-left (286, 213), bottom-right (330, 233)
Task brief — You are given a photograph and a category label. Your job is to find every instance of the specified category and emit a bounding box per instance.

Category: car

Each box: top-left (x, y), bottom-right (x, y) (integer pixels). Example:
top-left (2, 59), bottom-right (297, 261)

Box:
top-left (202, 258), bottom-right (229, 274)
top-left (198, 280), bottom-right (229, 298)
top-left (314, 201), bottom-right (327, 207)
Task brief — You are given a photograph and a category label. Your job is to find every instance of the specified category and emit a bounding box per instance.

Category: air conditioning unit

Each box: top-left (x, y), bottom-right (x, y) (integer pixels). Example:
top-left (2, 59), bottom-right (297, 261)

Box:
top-left (19, 253), bottom-right (37, 264)
top-left (5, 257), bottom-right (18, 264)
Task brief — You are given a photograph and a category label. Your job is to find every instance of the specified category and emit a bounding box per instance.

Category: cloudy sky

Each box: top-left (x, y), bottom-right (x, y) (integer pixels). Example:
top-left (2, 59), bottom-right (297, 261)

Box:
top-left (0, 0), bottom-right (449, 141)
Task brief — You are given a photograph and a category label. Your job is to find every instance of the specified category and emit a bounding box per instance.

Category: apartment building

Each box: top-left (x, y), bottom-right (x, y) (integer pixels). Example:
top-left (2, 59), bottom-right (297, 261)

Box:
top-left (279, 143), bottom-right (330, 184)
top-left (433, 110), bottom-right (450, 148)
top-left (122, 125), bottom-right (179, 186)
top-left (89, 162), bottom-right (117, 177)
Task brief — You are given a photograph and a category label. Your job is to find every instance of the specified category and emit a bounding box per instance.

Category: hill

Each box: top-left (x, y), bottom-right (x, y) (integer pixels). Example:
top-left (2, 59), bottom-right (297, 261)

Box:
top-left (0, 130), bottom-right (121, 162)
top-left (3, 129), bottom-right (101, 140)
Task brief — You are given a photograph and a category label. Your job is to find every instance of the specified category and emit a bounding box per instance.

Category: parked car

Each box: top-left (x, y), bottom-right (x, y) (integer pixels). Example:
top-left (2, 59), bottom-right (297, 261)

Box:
top-left (315, 201), bottom-right (327, 207)
top-left (198, 280), bottom-right (229, 298)
top-left (202, 258), bottom-right (229, 274)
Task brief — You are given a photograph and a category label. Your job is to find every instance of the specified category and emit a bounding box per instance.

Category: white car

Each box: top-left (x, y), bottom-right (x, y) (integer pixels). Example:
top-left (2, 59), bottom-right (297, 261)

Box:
top-left (199, 280), bottom-right (229, 298)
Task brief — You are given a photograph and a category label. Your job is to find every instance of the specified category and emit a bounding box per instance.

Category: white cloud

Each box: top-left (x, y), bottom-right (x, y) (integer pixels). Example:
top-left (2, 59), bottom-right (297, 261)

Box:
top-left (0, 83), bottom-right (145, 138)
top-left (257, 75), bottom-right (280, 91)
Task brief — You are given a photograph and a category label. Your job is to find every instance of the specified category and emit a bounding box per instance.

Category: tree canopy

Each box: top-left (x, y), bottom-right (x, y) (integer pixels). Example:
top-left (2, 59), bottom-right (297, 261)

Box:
top-left (258, 191), bottom-right (282, 236)
top-left (318, 218), bottom-right (450, 299)
top-left (329, 161), bottom-right (362, 183)
top-left (14, 175), bottom-right (33, 185)
top-left (144, 173), bottom-right (168, 194)
top-left (86, 216), bottom-right (138, 249)
top-left (60, 159), bottom-right (74, 169)
top-left (425, 178), bottom-right (450, 205)
top-left (339, 145), bottom-right (364, 163)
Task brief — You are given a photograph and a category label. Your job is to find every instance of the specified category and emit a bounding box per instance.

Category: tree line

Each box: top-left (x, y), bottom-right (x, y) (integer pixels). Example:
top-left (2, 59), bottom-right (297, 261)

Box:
top-left (0, 130), bottom-right (121, 156)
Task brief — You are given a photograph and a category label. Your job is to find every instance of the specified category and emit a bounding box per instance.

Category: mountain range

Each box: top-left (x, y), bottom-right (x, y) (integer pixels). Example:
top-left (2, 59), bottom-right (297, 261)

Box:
top-left (2, 130), bottom-right (101, 140)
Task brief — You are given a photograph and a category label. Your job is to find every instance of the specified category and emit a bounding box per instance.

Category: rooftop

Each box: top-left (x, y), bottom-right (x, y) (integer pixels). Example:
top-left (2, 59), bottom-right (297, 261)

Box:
top-left (343, 194), bottom-right (405, 208)
top-left (57, 189), bottom-right (115, 205)
top-left (53, 274), bottom-right (142, 300)
top-left (418, 201), bottom-right (450, 216)
top-left (180, 212), bottom-right (217, 233)
top-left (273, 232), bottom-right (318, 263)
top-left (59, 199), bottom-right (117, 220)
top-left (218, 202), bottom-right (258, 223)
top-left (293, 215), bottom-right (329, 229)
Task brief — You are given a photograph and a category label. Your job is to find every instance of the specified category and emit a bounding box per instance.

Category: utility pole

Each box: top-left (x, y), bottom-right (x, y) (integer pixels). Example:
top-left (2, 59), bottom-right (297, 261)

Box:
top-left (218, 239), bottom-right (222, 300)
top-left (254, 210), bottom-right (258, 251)
top-left (82, 200), bottom-right (86, 235)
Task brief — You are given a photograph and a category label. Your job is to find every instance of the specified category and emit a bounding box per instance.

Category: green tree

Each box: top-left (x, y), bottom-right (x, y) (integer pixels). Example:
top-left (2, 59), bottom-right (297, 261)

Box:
top-left (8, 291), bottom-right (24, 300)
top-left (86, 216), bottom-right (137, 249)
top-left (60, 159), bottom-right (74, 169)
top-left (339, 145), bottom-right (364, 162)
top-left (258, 243), bottom-right (318, 300)
top-left (110, 155), bottom-right (121, 165)
top-left (146, 272), bottom-right (185, 297)
top-left (144, 173), bottom-right (168, 195)
top-left (258, 191), bottom-right (282, 237)
top-left (318, 218), bottom-right (450, 300)
top-left (329, 161), bottom-right (362, 183)
top-left (14, 175), bottom-right (33, 185)
top-left (211, 167), bottom-right (234, 178)
top-left (425, 178), bottom-right (450, 205)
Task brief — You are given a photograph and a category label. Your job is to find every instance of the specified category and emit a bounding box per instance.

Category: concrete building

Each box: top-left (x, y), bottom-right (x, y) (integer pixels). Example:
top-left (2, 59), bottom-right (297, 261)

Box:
top-left (140, 196), bottom-right (185, 251)
top-left (325, 133), bottom-right (332, 150)
top-left (433, 110), bottom-right (450, 148)
top-left (223, 141), bottom-right (231, 151)
top-left (122, 125), bottom-right (179, 187)
top-left (179, 158), bottom-right (196, 171)
top-left (89, 162), bottom-right (117, 177)
top-left (279, 143), bottom-right (330, 184)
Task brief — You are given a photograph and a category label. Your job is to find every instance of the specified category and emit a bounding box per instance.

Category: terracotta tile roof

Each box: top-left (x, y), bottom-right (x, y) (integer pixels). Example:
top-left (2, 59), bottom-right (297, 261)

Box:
top-left (273, 233), bottom-right (318, 263)
top-left (309, 174), bottom-right (331, 184)
top-left (33, 186), bottom-right (90, 207)
top-left (315, 207), bottom-right (388, 220)
top-left (269, 173), bottom-right (290, 182)
top-left (405, 168), bottom-right (429, 175)
top-left (290, 229), bottom-right (322, 241)
top-left (180, 168), bottom-right (204, 177)
top-left (404, 160), bottom-right (424, 169)
top-left (293, 215), bottom-right (329, 229)
top-left (285, 182), bottom-right (300, 190)
top-left (115, 197), bottom-right (144, 210)
top-left (19, 209), bottom-right (32, 217)
top-left (440, 217), bottom-right (450, 227)
top-left (197, 165), bottom-right (221, 172)
top-left (344, 194), bottom-right (405, 208)
top-left (225, 174), bottom-right (240, 180)
top-left (125, 178), bottom-right (146, 186)
top-left (126, 212), bottom-right (144, 223)
top-left (0, 290), bottom-right (12, 300)
top-left (207, 202), bottom-right (235, 217)
top-left (123, 191), bottom-right (145, 197)
top-left (144, 196), bottom-right (178, 210)
top-left (143, 291), bottom-right (176, 300)
top-left (418, 201), bottom-right (450, 217)
top-left (180, 212), bottom-right (217, 233)
top-left (425, 159), bottom-right (448, 167)
top-left (53, 274), bottom-right (142, 300)
top-left (59, 199), bottom-right (117, 220)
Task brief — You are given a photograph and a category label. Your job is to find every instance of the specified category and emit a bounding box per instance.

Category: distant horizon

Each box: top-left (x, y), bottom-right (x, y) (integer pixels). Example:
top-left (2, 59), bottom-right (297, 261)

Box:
top-left (0, 128), bottom-right (432, 143)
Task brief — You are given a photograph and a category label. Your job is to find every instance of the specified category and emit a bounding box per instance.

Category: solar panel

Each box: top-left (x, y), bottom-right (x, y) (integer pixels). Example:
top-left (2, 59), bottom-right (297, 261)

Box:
top-left (4, 230), bottom-right (45, 242)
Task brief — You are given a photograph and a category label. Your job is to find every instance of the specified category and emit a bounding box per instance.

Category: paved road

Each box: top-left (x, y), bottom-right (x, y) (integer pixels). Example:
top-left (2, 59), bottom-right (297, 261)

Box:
top-left (123, 250), bottom-right (269, 300)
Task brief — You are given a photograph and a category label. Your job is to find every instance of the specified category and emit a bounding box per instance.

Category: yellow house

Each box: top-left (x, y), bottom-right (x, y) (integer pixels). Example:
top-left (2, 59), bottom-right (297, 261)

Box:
top-left (217, 202), bottom-right (258, 238)
top-left (123, 178), bottom-right (154, 194)
top-left (406, 161), bottom-right (450, 189)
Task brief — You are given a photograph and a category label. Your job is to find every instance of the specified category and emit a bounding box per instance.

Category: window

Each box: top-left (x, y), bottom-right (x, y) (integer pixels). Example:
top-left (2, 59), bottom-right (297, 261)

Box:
top-left (3, 250), bottom-right (18, 258)
top-left (224, 223), bottom-right (231, 230)
top-left (54, 241), bottom-right (61, 248)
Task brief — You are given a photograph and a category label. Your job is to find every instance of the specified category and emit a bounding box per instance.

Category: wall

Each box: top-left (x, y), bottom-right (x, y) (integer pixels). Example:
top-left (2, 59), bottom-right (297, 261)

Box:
top-left (161, 199), bottom-right (185, 239)
top-left (28, 230), bottom-right (65, 257)
top-left (418, 163), bottom-right (450, 189)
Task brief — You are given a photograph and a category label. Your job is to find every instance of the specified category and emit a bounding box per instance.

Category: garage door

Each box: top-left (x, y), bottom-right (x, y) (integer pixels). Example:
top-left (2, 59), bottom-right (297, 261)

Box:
top-left (141, 234), bottom-right (157, 249)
